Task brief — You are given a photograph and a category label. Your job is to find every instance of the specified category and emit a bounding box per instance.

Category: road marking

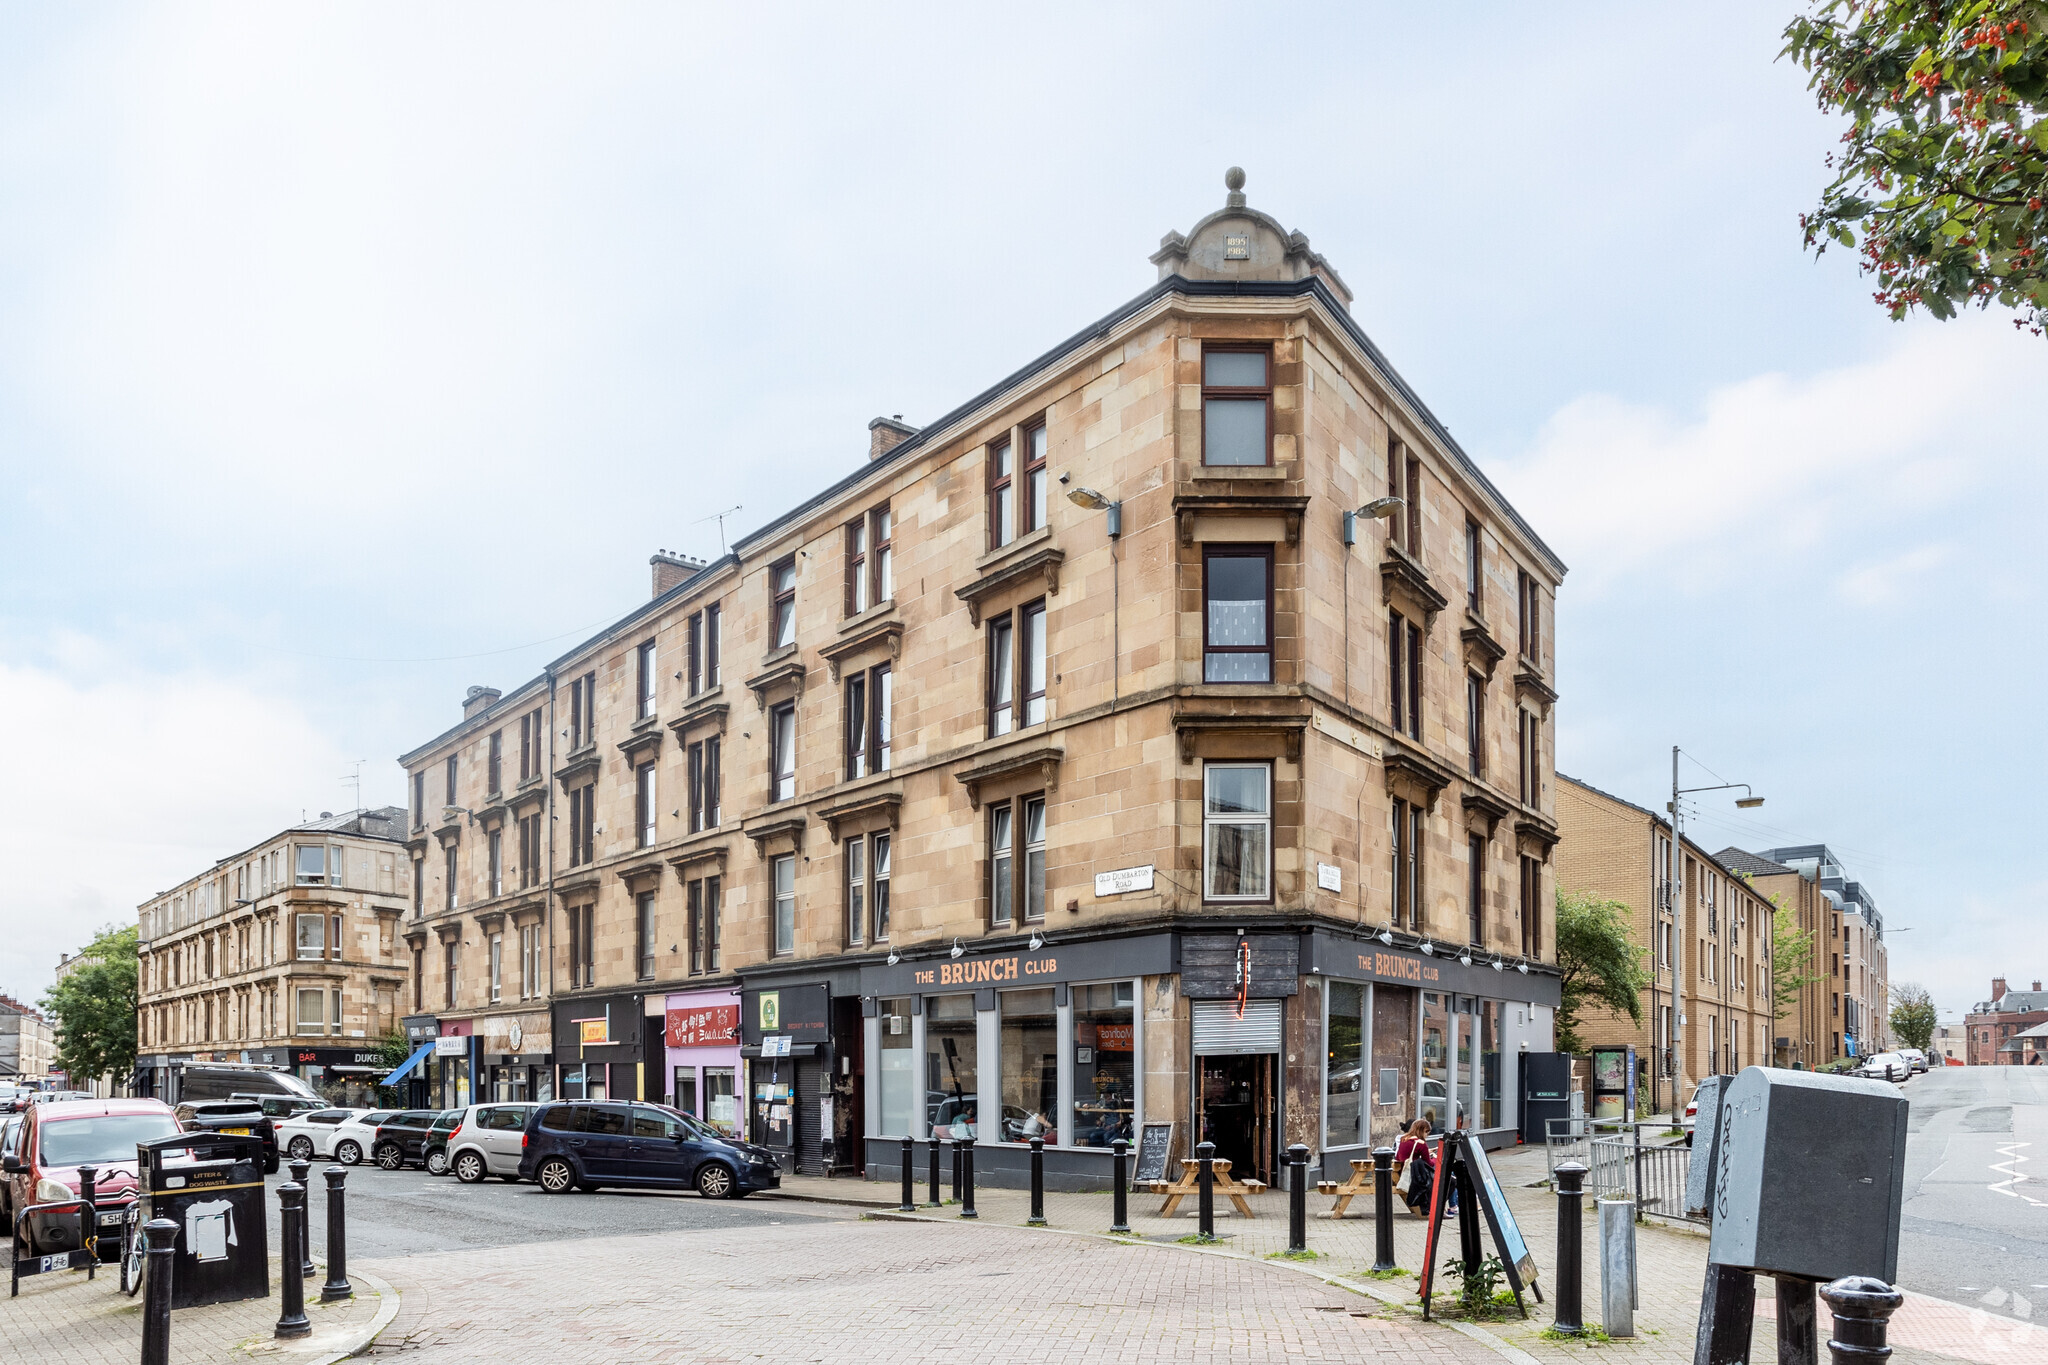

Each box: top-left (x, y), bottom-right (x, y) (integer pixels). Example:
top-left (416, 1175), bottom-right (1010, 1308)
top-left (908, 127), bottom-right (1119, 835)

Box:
top-left (1988, 1142), bottom-right (2048, 1205)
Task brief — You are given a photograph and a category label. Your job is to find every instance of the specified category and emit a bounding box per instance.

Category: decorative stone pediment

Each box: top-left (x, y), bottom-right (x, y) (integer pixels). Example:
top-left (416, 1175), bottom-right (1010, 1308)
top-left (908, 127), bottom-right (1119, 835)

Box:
top-left (744, 657), bottom-right (807, 712)
top-left (554, 746), bottom-right (600, 791)
top-left (1514, 664), bottom-right (1558, 717)
top-left (743, 815), bottom-right (807, 859)
top-left (1382, 546), bottom-right (1449, 629)
top-left (955, 545), bottom-right (1064, 627)
top-left (618, 727), bottom-right (663, 764)
top-left (1461, 787), bottom-right (1512, 838)
top-left (1516, 814), bottom-right (1561, 864)
top-left (1171, 711), bottom-right (1307, 765)
top-left (818, 620), bottom-right (905, 682)
top-left (1384, 748), bottom-right (1454, 811)
top-left (818, 789), bottom-right (903, 843)
top-left (954, 745), bottom-right (1064, 811)
top-left (1461, 613), bottom-right (1507, 680)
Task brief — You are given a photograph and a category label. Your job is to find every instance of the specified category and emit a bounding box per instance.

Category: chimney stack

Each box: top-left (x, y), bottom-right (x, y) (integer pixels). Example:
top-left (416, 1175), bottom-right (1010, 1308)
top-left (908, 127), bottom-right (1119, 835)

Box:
top-left (650, 550), bottom-right (707, 600)
top-left (868, 414), bottom-right (918, 462)
top-left (1992, 976), bottom-right (2008, 1002)
top-left (462, 685), bottom-right (501, 719)
top-left (2035, 981), bottom-right (2043, 993)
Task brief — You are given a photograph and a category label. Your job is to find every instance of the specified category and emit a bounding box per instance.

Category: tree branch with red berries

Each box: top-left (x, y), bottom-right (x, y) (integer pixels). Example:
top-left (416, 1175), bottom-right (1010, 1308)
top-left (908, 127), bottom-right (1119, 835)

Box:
top-left (1784, 0), bottom-right (2048, 334)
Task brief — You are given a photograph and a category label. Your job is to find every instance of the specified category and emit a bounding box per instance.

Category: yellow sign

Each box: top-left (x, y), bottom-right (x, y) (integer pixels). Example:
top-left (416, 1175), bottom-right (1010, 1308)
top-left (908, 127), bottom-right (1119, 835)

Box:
top-left (758, 991), bottom-right (780, 1031)
top-left (579, 1019), bottom-right (608, 1045)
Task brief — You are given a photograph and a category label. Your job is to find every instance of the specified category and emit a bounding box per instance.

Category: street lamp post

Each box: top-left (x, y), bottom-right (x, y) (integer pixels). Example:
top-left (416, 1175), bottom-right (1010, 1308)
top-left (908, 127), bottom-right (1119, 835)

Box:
top-left (1663, 748), bottom-right (1763, 1118)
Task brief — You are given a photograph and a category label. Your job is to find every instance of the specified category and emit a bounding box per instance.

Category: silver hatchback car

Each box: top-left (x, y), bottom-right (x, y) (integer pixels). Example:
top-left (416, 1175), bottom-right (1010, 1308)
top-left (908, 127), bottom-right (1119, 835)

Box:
top-left (444, 1103), bottom-right (540, 1183)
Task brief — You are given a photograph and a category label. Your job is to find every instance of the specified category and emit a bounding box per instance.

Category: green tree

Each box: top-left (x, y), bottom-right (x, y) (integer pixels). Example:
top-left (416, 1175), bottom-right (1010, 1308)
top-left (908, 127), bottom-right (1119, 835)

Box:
top-left (1554, 890), bottom-right (1651, 1055)
top-left (1890, 981), bottom-right (1939, 1051)
top-left (1768, 895), bottom-right (1825, 1026)
top-left (40, 925), bottom-right (139, 1087)
top-left (1783, 2), bottom-right (2048, 334)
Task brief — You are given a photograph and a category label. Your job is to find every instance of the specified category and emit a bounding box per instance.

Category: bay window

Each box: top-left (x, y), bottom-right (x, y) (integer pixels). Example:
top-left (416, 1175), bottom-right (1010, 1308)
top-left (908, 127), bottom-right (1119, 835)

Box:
top-left (1200, 346), bottom-right (1271, 466)
top-left (1203, 547), bottom-right (1272, 683)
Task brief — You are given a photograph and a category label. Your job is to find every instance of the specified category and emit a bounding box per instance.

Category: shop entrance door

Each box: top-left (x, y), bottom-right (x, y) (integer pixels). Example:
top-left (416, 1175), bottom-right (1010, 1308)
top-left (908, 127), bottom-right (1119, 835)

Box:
top-left (1195, 1054), bottom-right (1278, 1187)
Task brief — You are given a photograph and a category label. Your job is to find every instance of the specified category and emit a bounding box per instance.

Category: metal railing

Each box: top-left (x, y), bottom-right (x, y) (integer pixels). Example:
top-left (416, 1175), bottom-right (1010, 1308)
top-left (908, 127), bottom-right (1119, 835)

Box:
top-left (1545, 1118), bottom-right (1701, 1223)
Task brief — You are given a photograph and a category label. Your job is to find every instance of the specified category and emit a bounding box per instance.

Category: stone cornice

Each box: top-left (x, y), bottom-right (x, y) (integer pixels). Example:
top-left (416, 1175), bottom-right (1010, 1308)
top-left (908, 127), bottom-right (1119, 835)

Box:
top-left (954, 543), bottom-right (1065, 626)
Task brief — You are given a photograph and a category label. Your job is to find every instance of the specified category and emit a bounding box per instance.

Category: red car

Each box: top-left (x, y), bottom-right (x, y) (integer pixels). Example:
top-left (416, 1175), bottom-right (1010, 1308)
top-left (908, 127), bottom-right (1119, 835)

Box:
top-left (0, 1098), bottom-right (181, 1255)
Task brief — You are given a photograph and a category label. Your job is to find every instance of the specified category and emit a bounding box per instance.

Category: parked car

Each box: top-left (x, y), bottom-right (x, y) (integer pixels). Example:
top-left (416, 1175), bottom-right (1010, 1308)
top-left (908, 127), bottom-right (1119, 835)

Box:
top-left (0, 1085), bottom-right (33, 1113)
top-left (174, 1099), bottom-right (281, 1173)
top-left (422, 1110), bottom-right (465, 1175)
top-left (1854, 1052), bottom-right (1910, 1082)
top-left (0, 1113), bottom-right (22, 1221)
top-left (518, 1100), bottom-right (781, 1199)
top-left (234, 1093), bottom-right (327, 1121)
top-left (276, 1107), bottom-right (376, 1162)
top-left (171, 1062), bottom-right (320, 1108)
top-left (1898, 1048), bottom-right (1929, 1074)
top-left (373, 1110), bottom-right (452, 1171)
top-left (443, 1103), bottom-right (540, 1183)
top-left (1, 1098), bottom-right (180, 1255)
top-left (328, 1110), bottom-right (395, 1166)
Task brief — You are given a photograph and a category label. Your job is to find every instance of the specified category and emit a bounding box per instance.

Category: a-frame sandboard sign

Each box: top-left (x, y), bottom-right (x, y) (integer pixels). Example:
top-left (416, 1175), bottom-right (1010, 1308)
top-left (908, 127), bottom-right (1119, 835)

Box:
top-left (1416, 1130), bottom-right (1542, 1321)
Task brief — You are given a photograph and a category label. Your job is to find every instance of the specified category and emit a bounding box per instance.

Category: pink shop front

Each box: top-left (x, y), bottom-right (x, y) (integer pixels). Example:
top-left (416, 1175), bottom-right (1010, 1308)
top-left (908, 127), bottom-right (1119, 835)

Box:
top-left (665, 989), bottom-right (742, 1137)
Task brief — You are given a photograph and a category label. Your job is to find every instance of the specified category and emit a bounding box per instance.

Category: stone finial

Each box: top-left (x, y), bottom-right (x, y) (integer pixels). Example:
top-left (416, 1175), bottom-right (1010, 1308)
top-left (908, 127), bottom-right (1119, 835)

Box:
top-left (1224, 166), bottom-right (1246, 208)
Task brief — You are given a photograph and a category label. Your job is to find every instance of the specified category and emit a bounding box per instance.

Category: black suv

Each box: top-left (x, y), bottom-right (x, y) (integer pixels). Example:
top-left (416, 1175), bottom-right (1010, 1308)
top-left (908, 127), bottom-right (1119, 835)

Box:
top-left (174, 1100), bottom-right (280, 1174)
top-left (374, 1110), bottom-right (455, 1171)
top-left (517, 1101), bottom-right (781, 1199)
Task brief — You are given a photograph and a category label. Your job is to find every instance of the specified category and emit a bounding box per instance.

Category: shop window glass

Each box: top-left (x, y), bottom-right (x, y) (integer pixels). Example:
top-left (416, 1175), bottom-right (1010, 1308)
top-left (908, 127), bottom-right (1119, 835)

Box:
top-left (1454, 996), bottom-right (1474, 1131)
top-left (673, 1068), bottom-right (698, 1120)
top-left (1420, 991), bottom-right (1452, 1133)
top-left (1327, 981), bottom-right (1365, 1148)
top-left (998, 988), bottom-right (1058, 1144)
top-left (1478, 1000), bottom-right (1503, 1130)
top-left (1072, 982), bottom-right (1135, 1149)
top-left (879, 996), bottom-right (913, 1137)
top-left (703, 1067), bottom-right (737, 1135)
top-left (924, 994), bottom-right (979, 1139)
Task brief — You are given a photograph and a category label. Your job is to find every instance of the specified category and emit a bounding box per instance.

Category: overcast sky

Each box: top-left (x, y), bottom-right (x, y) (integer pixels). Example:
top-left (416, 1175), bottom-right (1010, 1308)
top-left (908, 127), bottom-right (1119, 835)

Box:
top-left (3, 4), bottom-right (2039, 1027)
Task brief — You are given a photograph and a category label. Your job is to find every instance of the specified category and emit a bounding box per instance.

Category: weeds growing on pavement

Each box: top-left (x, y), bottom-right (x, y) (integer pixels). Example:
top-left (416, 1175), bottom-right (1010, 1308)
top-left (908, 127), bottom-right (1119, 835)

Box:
top-left (1362, 1267), bottom-right (1409, 1280)
top-left (1263, 1249), bottom-right (1325, 1262)
top-left (1174, 1233), bottom-right (1221, 1245)
top-left (1539, 1324), bottom-right (1615, 1345)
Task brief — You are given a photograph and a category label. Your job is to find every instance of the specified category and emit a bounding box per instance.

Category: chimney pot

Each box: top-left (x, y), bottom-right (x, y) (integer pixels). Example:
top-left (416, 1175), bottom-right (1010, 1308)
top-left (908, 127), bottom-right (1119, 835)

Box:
top-left (868, 415), bottom-right (918, 462)
top-left (461, 685), bottom-right (501, 719)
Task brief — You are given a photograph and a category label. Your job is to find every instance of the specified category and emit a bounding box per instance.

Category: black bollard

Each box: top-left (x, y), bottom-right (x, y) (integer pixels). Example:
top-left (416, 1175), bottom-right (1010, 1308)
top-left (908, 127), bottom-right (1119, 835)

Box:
top-left (952, 1138), bottom-right (962, 1204)
top-left (140, 1218), bottom-right (177, 1365)
top-left (1821, 1277), bottom-right (1903, 1364)
top-left (928, 1136), bottom-right (942, 1207)
top-left (1196, 1140), bottom-right (1216, 1240)
top-left (959, 1137), bottom-right (977, 1219)
top-left (1287, 1144), bottom-right (1308, 1253)
top-left (275, 1183), bottom-right (311, 1339)
top-left (321, 1166), bottom-right (352, 1302)
top-left (1371, 1146), bottom-right (1398, 1272)
top-left (899, 1136), bottom-right (915, 1212)
top-left (76, 1163), bottom-right (98, 1279)
top-left (1110, 1137), bottom-right (1131, 1234)
top-left (1553, 1160), bottom-right (1587, 1335)
top-left (1028, 1136), bottom-right (1046, 1226)
top-left (288, 1158), bottom-right (315, 1278)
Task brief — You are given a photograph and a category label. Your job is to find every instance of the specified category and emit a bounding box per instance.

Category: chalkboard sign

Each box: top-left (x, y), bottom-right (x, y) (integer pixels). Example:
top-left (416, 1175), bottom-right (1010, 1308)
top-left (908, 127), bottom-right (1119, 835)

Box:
top-left (1132, 1122), bottom-right (1176, 1186)
top-left (1462, 1135), bottom-right (1539, 1289)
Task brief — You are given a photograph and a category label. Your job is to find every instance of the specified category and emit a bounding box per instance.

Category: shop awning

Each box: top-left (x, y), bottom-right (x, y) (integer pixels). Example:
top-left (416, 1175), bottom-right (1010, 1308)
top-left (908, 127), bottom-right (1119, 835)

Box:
top-left (380, 1042), bottom-right (433, 1086)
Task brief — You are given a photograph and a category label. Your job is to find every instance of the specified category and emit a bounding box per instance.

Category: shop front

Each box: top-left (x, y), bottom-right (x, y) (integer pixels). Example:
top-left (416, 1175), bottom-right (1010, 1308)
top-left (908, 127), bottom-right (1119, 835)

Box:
top-left (665, 989), bottom-right (741, 1136)
top-left (1307, 928), bottom-right (1558, 1178)
top-left (739, 979), bottom-right (841, 1175)
top-left (477, 1010), bottom-right (554, 1104)
top-left (857, 932), bottom-right (1173, 1192)
top-left (432, 1024), bottom-right (475, 1108)
top-left (246, 1045), bottom-right (392, 1104)
top-left (549, 992), bottom-right (662, 1103)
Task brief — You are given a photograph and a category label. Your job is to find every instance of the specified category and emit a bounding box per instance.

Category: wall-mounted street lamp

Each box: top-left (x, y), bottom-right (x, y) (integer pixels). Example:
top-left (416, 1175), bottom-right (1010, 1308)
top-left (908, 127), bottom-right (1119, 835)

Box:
top-left (1066, 485), bottom-right (1121, 537)
top-left (1342, 496), bottom-right (1404, 546)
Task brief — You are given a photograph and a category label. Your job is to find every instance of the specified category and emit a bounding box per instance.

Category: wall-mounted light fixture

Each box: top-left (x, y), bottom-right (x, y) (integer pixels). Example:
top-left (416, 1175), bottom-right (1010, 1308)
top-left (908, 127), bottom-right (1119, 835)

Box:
top-left (1066, 485), bottom-right (1122, 538)
top-left (1342, 496), bottom-right (1404, 547)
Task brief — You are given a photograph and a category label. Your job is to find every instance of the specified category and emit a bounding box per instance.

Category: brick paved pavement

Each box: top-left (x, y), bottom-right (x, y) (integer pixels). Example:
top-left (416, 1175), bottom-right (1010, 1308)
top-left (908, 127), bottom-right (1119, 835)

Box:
top-left (5, 1252), bottom-right (388, 1365)
top-left (359, 1217), bottom-right (1506, 1364)
top-left (771, 1143), bottom-right (2032, 1365)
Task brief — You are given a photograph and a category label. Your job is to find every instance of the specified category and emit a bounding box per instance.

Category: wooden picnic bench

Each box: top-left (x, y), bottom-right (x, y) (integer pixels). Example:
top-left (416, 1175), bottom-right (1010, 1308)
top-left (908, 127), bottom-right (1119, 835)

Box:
top-left (1316, 1156), bottom-right (1379, 1218)
top-left (1148, 1156), bottom-right (1264, 1218)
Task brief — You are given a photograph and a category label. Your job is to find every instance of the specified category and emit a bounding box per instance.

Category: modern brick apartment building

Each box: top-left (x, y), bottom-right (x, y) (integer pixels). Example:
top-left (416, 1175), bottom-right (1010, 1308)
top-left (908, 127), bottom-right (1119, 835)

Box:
top-left (1754, 843), bottom-right (1891, 1060)
top-left (134, 807), bottom-right (413, 1102)
top-left (1715, 848), bottom-right (1828, 1070)
top-left (1554, 775), bottom-right (1778, 1115)
top-left (396, 173), bottom-right (1567, 1186)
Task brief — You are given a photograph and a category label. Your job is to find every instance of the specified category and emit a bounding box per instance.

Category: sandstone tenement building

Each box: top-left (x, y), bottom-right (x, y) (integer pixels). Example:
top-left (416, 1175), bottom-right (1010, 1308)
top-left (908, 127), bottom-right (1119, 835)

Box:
top-left (393, 173), bottom-right (1568, 1187)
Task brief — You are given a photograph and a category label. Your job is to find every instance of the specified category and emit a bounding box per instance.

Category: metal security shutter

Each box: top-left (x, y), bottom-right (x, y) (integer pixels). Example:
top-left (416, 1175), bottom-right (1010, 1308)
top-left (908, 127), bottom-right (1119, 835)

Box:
top-left (1192, 1000), bottom-right (1283, 1055)
top-left (793, 1060), bottom-right (824, 1174)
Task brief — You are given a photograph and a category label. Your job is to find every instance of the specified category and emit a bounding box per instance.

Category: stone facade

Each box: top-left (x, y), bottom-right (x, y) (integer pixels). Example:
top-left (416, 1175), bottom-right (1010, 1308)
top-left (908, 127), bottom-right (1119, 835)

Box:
top-left (134, 807), bottom-right (413, 1101)
top-left (397, 175), bottom-right (1567, 1181)
top-left (1553, 776), bottom-right (1778, 1113)
top-left (0, 996), bottom-right (54, 1082)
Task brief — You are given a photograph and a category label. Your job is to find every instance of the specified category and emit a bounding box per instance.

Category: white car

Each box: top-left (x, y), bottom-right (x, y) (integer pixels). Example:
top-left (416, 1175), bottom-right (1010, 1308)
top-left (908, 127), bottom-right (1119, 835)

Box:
top-left (321, 1109), bottom-right (398, 1166)
top-left (1898, 1048), bottom-right (1929, 1074)
top-left (442, 1103), bottom-right (539, 1184)
top-left (1856, 1052), bottom-right (1910, 1082)
top-left (276, 1107), bottom-right (378, 1162)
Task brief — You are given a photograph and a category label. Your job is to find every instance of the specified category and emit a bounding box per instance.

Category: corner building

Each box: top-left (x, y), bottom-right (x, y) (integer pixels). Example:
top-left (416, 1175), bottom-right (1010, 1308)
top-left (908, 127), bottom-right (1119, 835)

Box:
top-left (398, 176), bottom-right (1566, 1187)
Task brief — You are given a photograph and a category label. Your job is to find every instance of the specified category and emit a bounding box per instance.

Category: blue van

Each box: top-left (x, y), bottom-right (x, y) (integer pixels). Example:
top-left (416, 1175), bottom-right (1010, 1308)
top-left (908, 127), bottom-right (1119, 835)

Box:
top-left (518, 1100), bottom-right (781, 1198)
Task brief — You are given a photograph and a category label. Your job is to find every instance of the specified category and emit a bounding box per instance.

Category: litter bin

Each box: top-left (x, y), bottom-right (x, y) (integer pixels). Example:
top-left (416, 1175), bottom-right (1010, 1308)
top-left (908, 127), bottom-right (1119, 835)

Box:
top-left (134, 1130), bottom-right (270, 1308)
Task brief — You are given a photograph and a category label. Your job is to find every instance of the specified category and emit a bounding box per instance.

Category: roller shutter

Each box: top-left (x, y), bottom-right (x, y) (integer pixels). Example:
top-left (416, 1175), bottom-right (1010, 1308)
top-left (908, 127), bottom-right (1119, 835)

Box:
top-left (1192, 999), bottom-right (1282, 1055)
